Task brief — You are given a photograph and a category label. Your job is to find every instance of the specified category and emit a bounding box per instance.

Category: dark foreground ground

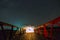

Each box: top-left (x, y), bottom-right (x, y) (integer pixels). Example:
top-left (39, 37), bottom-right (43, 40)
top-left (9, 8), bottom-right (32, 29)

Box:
top-left (0, 27), bottom-right (60, 40)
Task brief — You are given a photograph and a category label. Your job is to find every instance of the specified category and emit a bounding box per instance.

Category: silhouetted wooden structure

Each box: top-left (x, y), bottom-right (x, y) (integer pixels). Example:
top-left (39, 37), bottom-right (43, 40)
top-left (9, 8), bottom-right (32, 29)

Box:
top-left (37, 17), bottom-right (60, 40)
top-left (0, 21), bottom-right (18, 40)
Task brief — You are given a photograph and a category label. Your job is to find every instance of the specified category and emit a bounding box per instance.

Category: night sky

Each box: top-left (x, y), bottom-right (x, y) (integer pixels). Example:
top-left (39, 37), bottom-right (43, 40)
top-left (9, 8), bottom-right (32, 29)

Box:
top-left (0, 0), bottom-right (60, 27)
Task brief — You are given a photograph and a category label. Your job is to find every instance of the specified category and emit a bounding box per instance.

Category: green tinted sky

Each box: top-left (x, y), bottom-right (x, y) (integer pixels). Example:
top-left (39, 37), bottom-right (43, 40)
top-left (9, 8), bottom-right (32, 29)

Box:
top-left (0, 0), bottom-right (60, 27)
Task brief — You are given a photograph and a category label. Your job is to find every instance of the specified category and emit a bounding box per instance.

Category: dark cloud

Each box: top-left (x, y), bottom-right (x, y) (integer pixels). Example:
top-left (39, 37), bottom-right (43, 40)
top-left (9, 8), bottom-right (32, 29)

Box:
top-left (0, 0), bottom-right (60, 27)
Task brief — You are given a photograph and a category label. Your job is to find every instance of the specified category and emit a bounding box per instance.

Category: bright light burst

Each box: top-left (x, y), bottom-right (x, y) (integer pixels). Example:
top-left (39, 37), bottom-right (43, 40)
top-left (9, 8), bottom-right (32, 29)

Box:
top-left (26, 27), bottom-right (34, 33)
